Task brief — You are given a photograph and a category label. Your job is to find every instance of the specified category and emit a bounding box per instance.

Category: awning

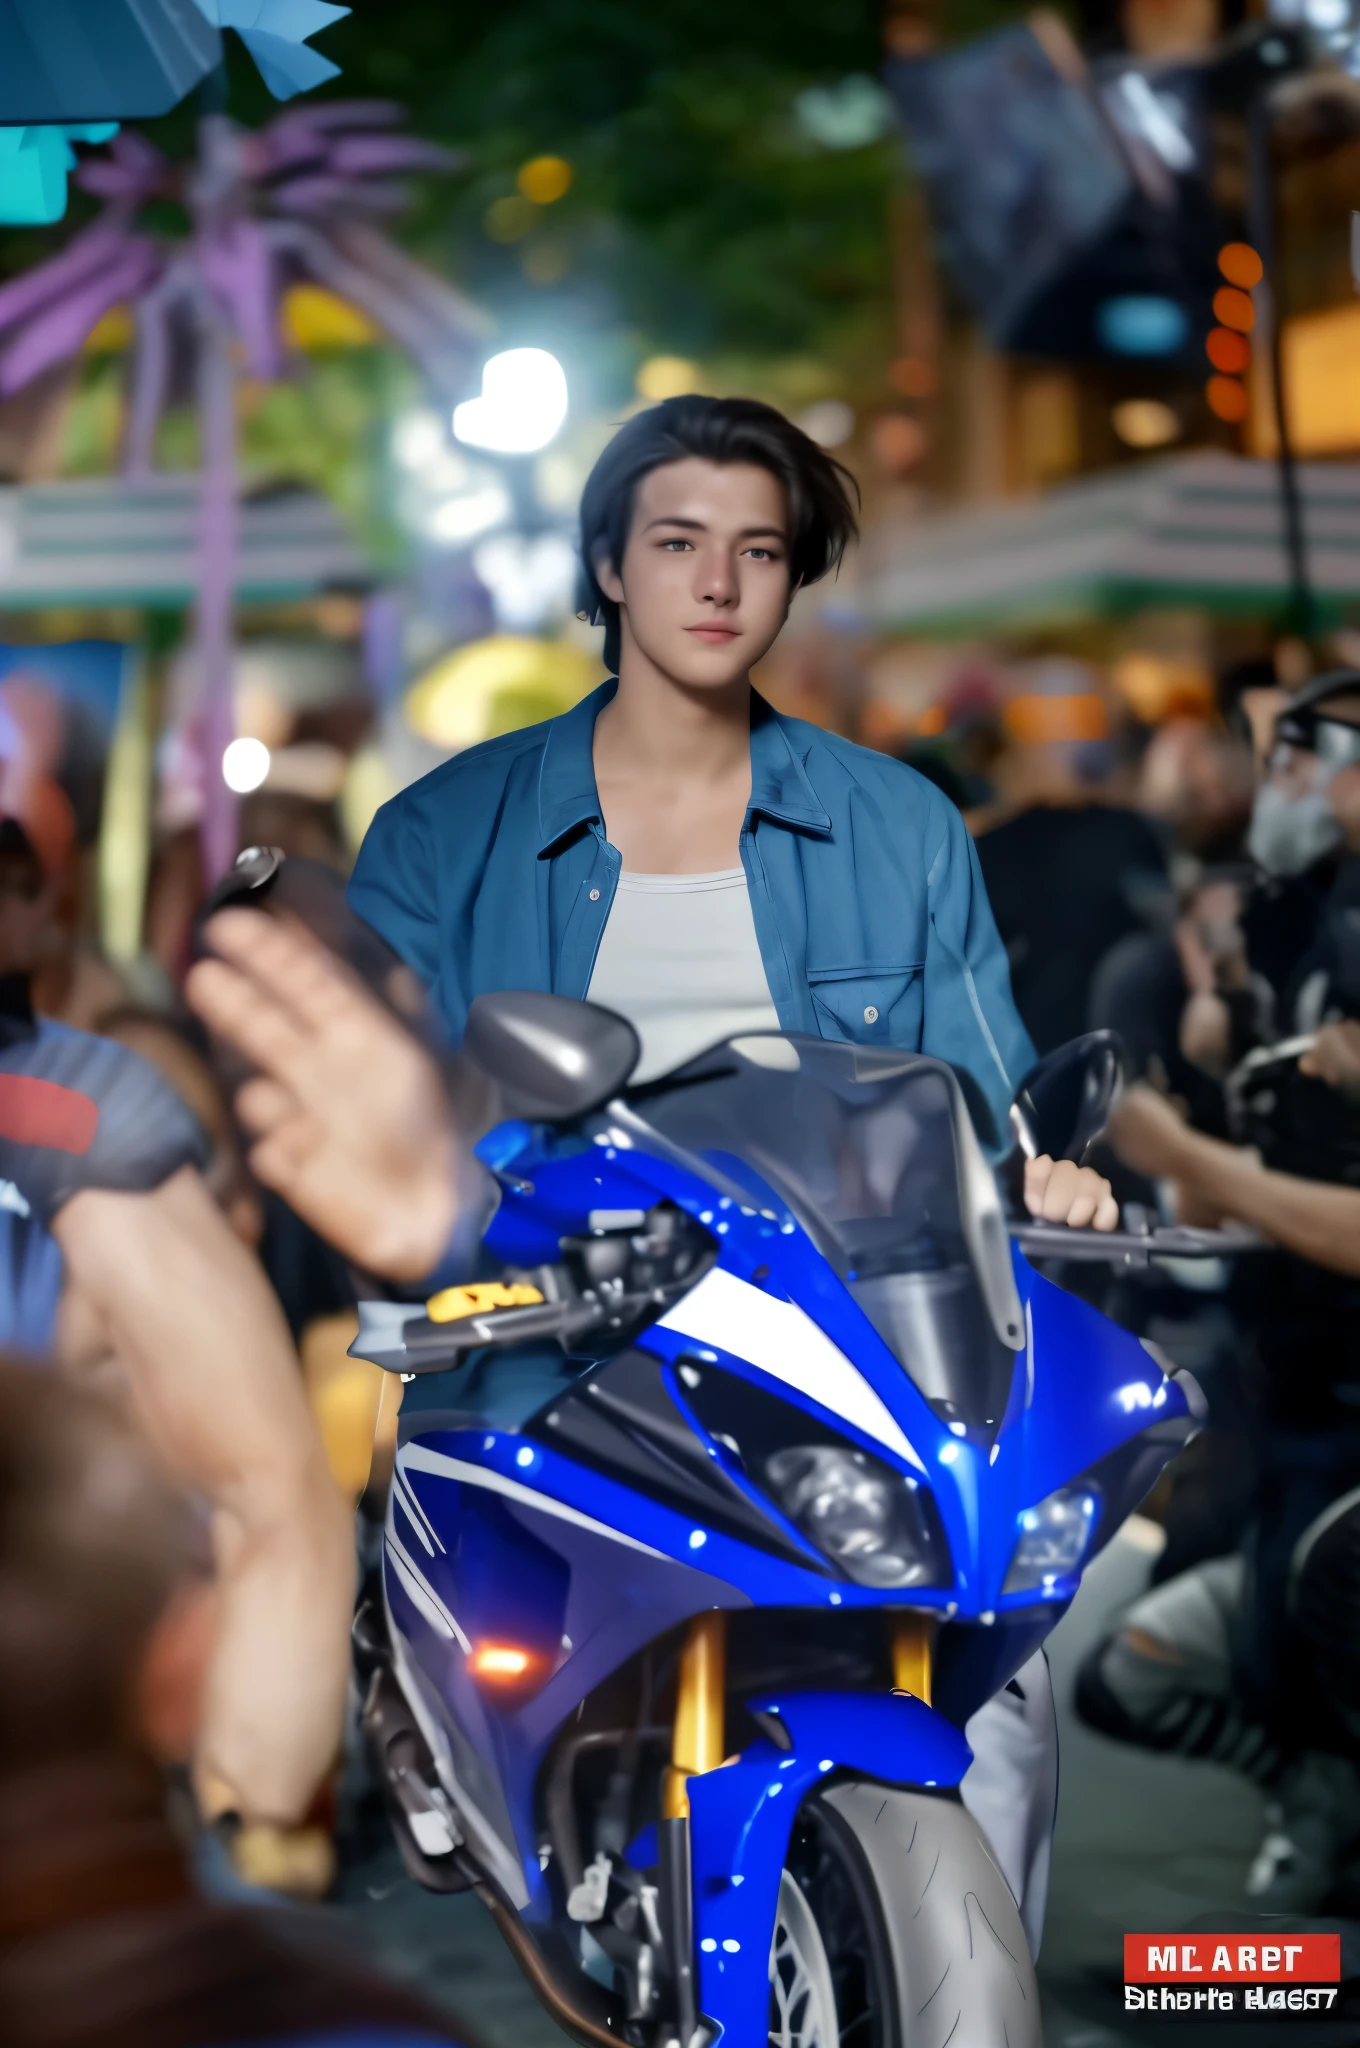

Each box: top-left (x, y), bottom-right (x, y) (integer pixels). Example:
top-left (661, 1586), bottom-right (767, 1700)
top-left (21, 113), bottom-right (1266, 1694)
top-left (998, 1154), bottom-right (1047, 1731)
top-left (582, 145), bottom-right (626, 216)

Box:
top-left (0, 475), bottom-right (370, 610)
top-left (864, 452), bottom-right (1360, 637)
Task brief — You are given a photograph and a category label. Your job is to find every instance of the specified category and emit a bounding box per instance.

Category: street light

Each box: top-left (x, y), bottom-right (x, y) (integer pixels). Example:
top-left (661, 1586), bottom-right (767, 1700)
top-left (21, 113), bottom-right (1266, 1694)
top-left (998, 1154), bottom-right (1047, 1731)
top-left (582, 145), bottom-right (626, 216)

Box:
top-left (453, 348), bottom-right (568, 455)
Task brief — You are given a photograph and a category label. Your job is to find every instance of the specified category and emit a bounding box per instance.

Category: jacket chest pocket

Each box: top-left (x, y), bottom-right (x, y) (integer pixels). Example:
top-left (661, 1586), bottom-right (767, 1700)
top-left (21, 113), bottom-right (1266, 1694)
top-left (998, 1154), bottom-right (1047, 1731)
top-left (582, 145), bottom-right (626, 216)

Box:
top-left (807, 963), bottom-right (923, 1045)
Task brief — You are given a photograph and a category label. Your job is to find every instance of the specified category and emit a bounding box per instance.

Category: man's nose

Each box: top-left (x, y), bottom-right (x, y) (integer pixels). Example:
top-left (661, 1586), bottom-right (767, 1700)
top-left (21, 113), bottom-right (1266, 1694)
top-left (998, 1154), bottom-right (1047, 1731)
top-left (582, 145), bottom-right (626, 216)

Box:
top-left (695, 548), bottom-right (738, 606)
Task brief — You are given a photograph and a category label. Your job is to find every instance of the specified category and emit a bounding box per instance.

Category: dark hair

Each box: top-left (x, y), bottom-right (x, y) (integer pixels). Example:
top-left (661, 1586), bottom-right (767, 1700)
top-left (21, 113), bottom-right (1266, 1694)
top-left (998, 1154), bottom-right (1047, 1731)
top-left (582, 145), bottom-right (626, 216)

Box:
top-left (0, 1360), bottom-right (195, 1761)
top-left (578, 395), bottom-right (859, 673)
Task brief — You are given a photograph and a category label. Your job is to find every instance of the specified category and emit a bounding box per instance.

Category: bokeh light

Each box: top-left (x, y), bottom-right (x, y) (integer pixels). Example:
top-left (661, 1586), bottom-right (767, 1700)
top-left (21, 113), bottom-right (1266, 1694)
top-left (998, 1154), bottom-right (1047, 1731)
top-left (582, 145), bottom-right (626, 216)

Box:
top-left (797, 399), bottom-right (855, 447)
top-left (636, 356), bottom-right (700, 402)
top-left (1111, 398), bottom-right (1180, 449)
top-left (1205, 328), bottom-right (1251, 374)
top-left (1218, 242), bottom-right (1264, 291)
top-left (888, 355), bottom-right (937, 399)
top-left (1206, 375), bottom-right (1249, 423)
top-left (222, 737), bottom-right (270, 794)
top-left (1213, 287), bottom-right (1255, 335)
top-left (484, 195), bottom-right (537, 243)
top-left (453, 349), bottom-right (569, 455)
top-left (517, 156), bottom-right (573, 205)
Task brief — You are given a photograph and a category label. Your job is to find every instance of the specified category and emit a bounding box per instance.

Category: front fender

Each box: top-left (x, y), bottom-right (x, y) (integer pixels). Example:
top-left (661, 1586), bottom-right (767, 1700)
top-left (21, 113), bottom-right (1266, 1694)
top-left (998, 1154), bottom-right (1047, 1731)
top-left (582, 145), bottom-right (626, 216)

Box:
top-left (687, 1690), bottom-right (972, 2042)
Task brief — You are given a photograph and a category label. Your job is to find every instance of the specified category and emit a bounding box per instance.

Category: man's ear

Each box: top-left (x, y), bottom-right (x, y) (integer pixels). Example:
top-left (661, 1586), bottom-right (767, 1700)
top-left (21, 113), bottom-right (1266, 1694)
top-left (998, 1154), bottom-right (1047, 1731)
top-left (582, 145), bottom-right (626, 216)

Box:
top-left (594, 547), bottom-right (625, 606)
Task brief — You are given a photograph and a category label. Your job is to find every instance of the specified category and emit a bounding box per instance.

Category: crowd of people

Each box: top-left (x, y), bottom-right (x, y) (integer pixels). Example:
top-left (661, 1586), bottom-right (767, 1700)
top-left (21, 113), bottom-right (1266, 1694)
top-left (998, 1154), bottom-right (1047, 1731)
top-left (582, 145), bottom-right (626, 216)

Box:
top-left (4, 393), bottom-right (1360, 2042)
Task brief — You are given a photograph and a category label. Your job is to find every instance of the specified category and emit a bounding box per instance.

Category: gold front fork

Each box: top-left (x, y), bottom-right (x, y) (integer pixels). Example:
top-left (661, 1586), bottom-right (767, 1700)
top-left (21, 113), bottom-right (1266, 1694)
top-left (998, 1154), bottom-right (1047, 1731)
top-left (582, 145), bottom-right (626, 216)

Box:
top-left (662, 1611), bottom-right (727, 1820)
top-left (889, 1611), bottom-right (937, 1705)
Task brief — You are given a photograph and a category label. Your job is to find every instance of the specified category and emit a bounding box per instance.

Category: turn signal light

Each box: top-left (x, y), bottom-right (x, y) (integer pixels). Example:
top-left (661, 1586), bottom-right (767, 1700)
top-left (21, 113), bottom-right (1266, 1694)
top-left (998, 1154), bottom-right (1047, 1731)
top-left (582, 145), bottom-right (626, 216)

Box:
top-left (469, 1641), bottom-right (537, 1684)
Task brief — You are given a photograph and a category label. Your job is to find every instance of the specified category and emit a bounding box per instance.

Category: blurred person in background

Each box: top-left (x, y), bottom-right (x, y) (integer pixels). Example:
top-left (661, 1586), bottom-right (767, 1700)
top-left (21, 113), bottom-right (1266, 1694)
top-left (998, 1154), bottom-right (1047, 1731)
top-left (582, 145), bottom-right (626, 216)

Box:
top-left (975, 668), bottom-right (1168, 1054)
top-left (1137, 715), bottom-right (1256, 870)
top-left (0, 1361), bottom-right (477, 2048)
top-left (1081, 675), bottom-right (1360, 1907)
top-left (0, 814), bottom-right (353, 1882)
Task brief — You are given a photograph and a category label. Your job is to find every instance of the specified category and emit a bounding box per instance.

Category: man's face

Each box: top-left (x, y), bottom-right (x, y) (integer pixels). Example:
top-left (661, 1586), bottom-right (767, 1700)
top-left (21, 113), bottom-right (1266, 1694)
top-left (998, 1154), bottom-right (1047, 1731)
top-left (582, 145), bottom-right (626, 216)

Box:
top-left (1322, 693), bottom-right (1360, 850)
top-left (0, 844), bottom-right (56, 979)
top-left (598, 458), bottom-right (794, 689)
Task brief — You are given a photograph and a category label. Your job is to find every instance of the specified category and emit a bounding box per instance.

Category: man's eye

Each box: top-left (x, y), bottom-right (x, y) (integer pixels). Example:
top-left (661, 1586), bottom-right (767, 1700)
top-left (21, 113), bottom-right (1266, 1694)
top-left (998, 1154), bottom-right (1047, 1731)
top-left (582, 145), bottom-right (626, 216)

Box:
top-left (661, 538), bottom-right (693, 551)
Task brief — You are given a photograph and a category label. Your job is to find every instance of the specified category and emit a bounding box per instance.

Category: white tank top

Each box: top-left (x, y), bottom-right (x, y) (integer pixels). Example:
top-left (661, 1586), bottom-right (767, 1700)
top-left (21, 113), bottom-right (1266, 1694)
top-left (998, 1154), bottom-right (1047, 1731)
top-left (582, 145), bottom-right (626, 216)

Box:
top-left (586, 868), bottom-right (780, 1083)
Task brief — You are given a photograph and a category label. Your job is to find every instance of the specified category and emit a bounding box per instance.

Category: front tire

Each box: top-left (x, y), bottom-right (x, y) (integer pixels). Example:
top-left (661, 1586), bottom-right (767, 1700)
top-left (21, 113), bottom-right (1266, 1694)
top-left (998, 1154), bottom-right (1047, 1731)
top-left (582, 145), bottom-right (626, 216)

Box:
top-left (771, 1784), bottom-right (1042, 2048)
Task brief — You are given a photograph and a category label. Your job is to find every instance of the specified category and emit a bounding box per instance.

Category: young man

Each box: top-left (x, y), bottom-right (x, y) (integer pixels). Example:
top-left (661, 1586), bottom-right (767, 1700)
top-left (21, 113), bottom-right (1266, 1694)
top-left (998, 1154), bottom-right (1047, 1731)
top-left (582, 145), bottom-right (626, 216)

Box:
top-left (349, 395), bottom-right (1113, 1231)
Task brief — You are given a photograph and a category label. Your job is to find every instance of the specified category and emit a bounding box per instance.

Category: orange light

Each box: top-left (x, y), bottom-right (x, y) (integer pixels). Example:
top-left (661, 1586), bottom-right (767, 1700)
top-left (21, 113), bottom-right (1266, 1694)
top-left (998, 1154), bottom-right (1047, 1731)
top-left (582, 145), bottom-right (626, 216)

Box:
top-left (469, 1642), bottom-right (535, 1683)
top-left (1206, 375), bottom-right (1248, 424)
top-left (888, 354), bottom-right (937, 399)
top-left (1213, 286), bottom-right (1255, 335)
top-left (1002, 693), bottom-right (1109, 745)
top-left (1205, 327), bottom-right (1250, 375)
top-left (1218, 242), bottom-right (1264, 291)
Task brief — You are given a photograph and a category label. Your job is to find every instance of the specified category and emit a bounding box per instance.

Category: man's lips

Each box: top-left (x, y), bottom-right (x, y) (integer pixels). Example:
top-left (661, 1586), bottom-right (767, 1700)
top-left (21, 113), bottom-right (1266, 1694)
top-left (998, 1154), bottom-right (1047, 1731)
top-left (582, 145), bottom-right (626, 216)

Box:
top-left (686, 626), bottom-right (740, 643)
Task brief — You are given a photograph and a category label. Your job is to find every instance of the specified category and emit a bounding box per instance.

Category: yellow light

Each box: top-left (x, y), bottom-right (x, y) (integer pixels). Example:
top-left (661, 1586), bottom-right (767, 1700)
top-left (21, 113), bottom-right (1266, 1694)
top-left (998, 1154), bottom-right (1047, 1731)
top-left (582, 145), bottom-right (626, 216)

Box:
top-left (404, 635), bottom-right (603, 751)
top-left (1111, 398), bottom-right (1180, 449)
top-left (636, 355), bottom-right (701, 402)
top-left (1256, 301), bottom-right (1360, 457)
top-left (517, 155), bottom-right (573, 205)
top-left (282, 284), bottom-right (380, 351)
top-left (82, 303), bottom-right (135, 354)
top-left (470, 1643), bottom-right (534, 1682)
top-left (485, 194), bottom-right (537, 243)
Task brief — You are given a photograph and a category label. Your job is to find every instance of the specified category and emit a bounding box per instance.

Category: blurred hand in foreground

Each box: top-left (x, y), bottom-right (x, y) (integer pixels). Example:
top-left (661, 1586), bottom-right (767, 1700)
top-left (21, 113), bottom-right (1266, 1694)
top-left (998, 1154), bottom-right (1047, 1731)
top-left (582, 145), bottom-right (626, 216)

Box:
top-left (186, 909), bottom-right (465, 1281)
top-left (1023, 1153), bottom-right (1119, 1230)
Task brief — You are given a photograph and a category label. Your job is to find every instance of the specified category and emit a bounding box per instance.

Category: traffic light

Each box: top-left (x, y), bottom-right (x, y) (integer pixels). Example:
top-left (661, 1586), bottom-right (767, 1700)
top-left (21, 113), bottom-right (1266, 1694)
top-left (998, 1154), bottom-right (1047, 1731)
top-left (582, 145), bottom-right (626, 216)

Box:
top-left (1205, 243), bottom-right (1262, 425)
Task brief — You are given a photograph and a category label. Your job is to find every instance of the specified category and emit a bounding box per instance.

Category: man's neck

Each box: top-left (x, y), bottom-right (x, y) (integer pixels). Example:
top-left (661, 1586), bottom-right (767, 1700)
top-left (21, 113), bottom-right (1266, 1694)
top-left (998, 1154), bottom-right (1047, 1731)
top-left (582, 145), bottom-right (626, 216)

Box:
top-left (597, 645), bottom-right (752, 786)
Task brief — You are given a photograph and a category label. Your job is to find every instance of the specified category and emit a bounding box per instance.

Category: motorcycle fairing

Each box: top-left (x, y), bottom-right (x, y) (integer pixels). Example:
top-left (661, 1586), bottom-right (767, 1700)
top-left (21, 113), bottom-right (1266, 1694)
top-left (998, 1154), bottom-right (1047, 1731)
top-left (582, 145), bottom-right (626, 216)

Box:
top-left (686, 1690), bottom-right (973, 2044)
top-left (379, 1044), bottom-right (1198, 1925)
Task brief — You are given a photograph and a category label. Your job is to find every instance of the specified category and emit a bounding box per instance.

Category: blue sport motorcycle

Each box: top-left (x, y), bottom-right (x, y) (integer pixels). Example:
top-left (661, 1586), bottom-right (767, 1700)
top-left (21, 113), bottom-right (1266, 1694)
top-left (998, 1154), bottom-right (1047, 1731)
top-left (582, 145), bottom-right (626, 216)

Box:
top-left (353, 997), bottom-right (1229, 2048)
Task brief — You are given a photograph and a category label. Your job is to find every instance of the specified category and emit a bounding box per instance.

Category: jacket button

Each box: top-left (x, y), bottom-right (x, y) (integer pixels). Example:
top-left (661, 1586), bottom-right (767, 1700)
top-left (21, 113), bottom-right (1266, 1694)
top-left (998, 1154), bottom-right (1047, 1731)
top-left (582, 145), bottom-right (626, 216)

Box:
top-left (863, 1004), bottom-right (879, 1024)
top-left (589, 888), bottom-right (601, 902)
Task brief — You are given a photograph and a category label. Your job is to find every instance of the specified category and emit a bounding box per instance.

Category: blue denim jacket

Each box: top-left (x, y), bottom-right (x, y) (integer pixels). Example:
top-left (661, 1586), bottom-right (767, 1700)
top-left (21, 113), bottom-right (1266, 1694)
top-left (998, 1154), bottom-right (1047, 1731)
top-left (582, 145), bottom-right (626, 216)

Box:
top-left (348, 682), bottom-right (1035, 1142)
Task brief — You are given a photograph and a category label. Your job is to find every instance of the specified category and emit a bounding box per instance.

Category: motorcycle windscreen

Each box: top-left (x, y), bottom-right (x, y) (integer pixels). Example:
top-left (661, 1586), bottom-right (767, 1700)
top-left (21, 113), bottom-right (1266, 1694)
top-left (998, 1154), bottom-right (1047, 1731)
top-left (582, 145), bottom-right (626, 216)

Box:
top-left (632, 1036), bottom-right (1016, 1439)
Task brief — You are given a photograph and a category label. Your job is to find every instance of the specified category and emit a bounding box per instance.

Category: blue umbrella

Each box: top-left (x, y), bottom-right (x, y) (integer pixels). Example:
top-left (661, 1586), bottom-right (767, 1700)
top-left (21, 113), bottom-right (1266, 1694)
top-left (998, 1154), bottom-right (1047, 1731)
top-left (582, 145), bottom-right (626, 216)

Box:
top-left (0, 0), bottom-right (348, 220)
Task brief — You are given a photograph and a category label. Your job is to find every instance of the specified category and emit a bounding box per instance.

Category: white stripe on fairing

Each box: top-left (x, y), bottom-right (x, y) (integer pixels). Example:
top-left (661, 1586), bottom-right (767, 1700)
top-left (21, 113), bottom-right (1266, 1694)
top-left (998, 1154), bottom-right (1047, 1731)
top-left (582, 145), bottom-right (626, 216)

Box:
top-left (658, 1266), bottom-right (925, 1471)
top-left (394, 1465), bottom-right (445, 1554)
top-left (392, 1469), bottom-right (433, 1555)
top-left (384, 1528), bottom-right (471, 1651)
top-left (398, 1445), bottom-right (671, 1559)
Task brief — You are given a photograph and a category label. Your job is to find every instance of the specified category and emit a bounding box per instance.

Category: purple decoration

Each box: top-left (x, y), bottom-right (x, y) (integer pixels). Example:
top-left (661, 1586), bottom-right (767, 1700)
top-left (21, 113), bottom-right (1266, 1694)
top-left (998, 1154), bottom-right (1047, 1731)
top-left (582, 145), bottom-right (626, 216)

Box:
top-left (0, 104), bottom-right (484, 891)
top-left (0, 242), bottom-right (159, 394)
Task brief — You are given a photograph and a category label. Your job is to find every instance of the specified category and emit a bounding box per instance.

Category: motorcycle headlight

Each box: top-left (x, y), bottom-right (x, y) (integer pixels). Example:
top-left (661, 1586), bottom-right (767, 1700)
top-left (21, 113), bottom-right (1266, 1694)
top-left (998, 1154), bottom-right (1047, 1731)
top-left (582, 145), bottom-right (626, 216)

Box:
top-left (1002, 1484), bottom-right (1101, 1595)
top-left (763, 1444), bottom-right (947, 1589)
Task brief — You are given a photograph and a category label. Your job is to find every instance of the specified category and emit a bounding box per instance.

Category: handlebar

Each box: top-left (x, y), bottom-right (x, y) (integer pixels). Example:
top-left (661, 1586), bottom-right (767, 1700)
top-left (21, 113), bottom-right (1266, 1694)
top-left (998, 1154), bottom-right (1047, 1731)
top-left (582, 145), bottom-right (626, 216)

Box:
top-left (1011, 1213), bottom-right (1266, 1265)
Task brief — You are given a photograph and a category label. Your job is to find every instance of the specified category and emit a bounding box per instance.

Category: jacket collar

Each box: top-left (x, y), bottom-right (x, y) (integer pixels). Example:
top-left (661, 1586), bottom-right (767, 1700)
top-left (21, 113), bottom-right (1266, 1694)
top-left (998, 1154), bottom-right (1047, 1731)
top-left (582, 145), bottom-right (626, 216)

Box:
top-left (535, 678), bottom-right (832, 856)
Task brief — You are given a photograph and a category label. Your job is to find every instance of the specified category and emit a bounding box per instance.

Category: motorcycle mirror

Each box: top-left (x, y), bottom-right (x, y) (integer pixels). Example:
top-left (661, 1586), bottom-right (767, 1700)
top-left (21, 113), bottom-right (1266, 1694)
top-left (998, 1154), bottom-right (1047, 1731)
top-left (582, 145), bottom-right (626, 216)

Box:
top-left (1009, 1030), bottom-right (1123, 1165)
top-left (464, 992), bottom-right (641, 1122)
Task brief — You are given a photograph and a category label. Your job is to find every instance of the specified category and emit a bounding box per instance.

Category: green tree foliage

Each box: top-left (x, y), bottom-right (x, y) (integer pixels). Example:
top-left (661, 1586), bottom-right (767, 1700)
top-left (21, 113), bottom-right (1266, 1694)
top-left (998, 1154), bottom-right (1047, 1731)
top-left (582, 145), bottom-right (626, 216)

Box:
top-left (321, 0), bottom-right (899, 392)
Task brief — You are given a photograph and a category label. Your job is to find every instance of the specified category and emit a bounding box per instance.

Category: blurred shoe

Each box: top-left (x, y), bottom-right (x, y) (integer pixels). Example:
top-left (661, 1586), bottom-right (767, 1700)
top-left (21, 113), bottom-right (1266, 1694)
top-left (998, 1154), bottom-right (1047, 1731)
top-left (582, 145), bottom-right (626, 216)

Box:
top-left (1245, 1752), bottom-right (1360, 1913)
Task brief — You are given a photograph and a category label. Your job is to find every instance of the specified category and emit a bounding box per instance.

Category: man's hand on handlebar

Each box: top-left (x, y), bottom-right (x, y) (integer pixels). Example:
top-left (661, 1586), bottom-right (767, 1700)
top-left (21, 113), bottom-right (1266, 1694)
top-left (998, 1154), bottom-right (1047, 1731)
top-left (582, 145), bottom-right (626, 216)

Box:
top-left (1023, 1154), bottom-right (1119, 1231)
top-left (186, 909), bottom-right (466, 1281)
